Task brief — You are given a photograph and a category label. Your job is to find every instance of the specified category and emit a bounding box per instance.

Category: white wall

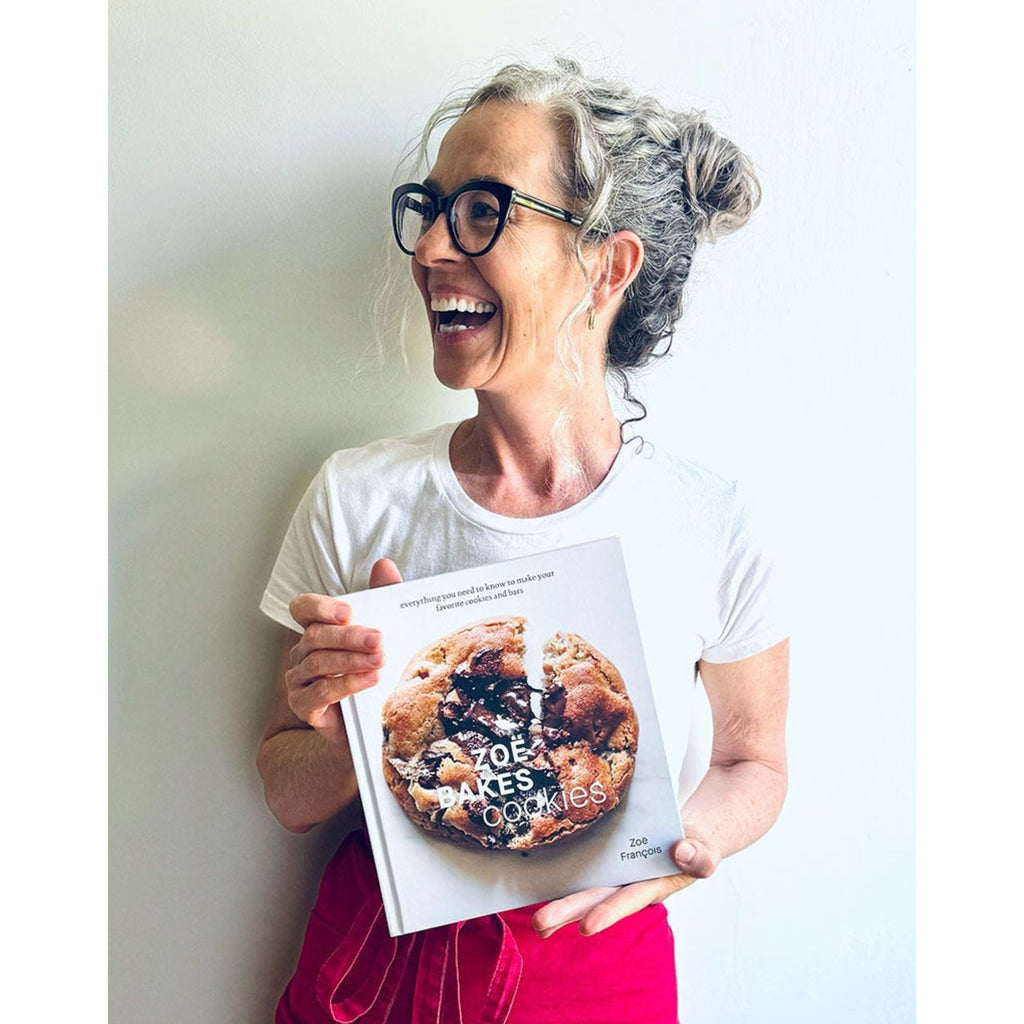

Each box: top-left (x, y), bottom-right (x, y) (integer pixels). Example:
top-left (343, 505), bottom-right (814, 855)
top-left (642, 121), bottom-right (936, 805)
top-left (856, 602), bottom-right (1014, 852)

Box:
top-left (109, 2), bottom-right (914, 1021)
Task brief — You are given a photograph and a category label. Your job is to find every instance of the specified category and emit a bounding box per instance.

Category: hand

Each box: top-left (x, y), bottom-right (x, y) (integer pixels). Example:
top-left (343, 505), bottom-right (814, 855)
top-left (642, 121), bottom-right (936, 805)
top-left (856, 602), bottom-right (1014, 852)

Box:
top-left (285, 558), bottom-right (403, 743)
top-left (531, 831), bottom-right (720, 938)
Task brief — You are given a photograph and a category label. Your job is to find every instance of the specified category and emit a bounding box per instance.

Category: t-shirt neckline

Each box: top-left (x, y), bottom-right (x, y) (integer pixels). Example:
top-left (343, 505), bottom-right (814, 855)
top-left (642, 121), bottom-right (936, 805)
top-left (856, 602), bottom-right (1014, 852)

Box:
top-left (430, 421), bottom-right (631, 535)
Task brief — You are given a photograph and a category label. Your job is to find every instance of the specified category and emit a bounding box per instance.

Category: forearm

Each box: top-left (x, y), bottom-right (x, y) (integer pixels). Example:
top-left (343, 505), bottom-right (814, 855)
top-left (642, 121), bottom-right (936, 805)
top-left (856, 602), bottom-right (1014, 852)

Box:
top-left (256, 725), bottom-right (360, 833)
top-left (680, 758), bottom-right (787, 862)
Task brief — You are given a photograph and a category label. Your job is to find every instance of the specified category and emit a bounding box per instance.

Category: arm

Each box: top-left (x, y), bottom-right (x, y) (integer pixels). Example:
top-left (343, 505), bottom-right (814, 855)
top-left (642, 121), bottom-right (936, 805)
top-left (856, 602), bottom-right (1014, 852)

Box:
top-left (677, 638), bottom-right (789, 872)
top-left (532, 638), bottom-right (789, 937)
top-left (256, 628), bottom-right (364, 833)
top-left (255, 558), bottom-right (402, 833)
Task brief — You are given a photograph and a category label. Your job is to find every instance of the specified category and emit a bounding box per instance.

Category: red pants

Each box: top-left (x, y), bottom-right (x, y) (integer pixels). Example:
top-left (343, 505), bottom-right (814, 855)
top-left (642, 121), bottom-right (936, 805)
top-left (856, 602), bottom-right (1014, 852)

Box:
top-left (275, 830), bottom-right (678, 1024)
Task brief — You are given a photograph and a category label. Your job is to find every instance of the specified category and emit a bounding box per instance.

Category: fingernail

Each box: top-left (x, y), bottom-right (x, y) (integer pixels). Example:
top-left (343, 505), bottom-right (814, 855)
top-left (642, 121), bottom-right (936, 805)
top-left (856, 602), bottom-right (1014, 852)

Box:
top-left (365, 629), bottom-right (382, 649)
top-left (334, 603), bottom-right (350, 623)
top-left (676, 842), bottom-right (696, 865)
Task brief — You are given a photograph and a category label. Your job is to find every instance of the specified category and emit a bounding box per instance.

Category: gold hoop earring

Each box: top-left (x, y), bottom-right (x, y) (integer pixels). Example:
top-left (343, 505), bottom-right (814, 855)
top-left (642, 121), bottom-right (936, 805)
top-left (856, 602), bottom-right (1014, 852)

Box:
top-left (586, 306), bottom-right (596, 330)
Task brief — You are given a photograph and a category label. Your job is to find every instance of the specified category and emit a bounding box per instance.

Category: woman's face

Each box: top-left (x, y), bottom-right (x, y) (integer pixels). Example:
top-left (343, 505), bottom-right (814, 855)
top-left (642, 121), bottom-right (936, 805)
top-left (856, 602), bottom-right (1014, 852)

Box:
top-left (411, 101), bottom-right (592, 395)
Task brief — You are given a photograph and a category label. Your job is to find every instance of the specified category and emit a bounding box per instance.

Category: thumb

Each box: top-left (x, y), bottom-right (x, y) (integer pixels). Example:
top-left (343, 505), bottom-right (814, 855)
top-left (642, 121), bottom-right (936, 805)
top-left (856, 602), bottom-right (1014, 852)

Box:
top-left (672, 836), bottom-right (718, 880)
top-left (369, 557), bottom-right (403, 588)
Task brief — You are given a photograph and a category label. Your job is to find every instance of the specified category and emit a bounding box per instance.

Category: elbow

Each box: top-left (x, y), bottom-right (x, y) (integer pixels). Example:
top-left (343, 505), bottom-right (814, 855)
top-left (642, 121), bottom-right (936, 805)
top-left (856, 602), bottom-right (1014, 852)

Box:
top-left (774, 766), bottom-right (789, 818)
top-left (759, 752), bottom-right (788, 804)
top-left (255, 727), bottom-right (357, 833)
top-left (278, 812), bottom-right (317, 835)
top-left (260, 780), bottom-right (319, 834)
top-left (763, 759), bottom-right (788, 828)
top-left (746, 759), bottom-right (788, 836)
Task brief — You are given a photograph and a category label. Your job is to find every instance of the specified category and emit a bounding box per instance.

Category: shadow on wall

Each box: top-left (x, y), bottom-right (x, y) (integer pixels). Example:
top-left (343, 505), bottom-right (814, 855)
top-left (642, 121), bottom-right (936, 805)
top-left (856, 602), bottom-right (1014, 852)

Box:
top-left (109, 171), bottom-right (462, 1023)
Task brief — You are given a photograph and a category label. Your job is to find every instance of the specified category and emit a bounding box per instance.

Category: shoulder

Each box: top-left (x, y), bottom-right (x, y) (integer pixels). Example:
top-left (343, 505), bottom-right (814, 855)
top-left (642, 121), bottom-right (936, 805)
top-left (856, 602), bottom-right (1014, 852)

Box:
top-left (627, 441), bottom-right (741, 516)
top-left (616, 441), bottom-right (755, 564)
top-left (318, 422), bottom-right (452, 488)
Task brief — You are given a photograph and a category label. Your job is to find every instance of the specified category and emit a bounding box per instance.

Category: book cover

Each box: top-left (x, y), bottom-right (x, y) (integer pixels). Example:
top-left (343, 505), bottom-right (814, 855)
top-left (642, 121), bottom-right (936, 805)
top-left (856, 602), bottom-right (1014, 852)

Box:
top-left (339, 537), bottom-right (683, 936)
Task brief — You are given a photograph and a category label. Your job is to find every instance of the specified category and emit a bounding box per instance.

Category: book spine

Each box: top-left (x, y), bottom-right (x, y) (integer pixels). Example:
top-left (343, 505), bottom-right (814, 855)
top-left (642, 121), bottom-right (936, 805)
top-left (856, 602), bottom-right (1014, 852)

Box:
top-left (342, 695), bottom-right (404, 935)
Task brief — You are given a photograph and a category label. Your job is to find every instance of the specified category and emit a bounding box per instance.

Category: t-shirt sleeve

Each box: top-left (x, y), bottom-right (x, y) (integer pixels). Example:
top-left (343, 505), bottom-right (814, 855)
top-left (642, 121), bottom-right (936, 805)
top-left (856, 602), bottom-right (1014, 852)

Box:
top-left (259, 461), bottom-right (347, 633)
top-left (700, 485), bottom-right (788, 663)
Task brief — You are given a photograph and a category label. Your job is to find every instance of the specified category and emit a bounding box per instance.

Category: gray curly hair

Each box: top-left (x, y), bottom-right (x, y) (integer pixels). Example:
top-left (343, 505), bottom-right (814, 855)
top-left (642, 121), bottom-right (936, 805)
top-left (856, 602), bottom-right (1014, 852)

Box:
top-left (409, 57), bottom-right (761, 412)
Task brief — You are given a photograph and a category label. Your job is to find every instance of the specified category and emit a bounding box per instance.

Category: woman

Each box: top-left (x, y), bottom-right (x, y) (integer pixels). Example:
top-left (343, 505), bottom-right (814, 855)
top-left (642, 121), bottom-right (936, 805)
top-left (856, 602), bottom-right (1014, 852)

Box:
top-left (258, 58), bottom-right (789, 1024)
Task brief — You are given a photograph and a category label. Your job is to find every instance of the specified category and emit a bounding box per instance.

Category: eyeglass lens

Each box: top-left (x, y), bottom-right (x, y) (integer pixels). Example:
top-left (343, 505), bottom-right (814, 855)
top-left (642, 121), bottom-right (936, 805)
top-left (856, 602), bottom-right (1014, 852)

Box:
top-left (395, 187), bottom-right (503, 255)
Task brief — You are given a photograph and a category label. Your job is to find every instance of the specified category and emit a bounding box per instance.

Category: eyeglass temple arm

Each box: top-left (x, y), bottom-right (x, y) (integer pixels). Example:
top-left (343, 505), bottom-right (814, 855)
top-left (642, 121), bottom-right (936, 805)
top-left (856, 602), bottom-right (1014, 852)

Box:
top-left (511, 191), bottom-right (584, 227)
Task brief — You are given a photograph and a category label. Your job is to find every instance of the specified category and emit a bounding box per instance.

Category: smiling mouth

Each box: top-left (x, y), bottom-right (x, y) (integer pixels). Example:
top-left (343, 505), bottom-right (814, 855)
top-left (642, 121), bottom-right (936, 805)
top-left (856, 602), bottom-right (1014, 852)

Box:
top-left (435, 309), bottom-right (497, 335)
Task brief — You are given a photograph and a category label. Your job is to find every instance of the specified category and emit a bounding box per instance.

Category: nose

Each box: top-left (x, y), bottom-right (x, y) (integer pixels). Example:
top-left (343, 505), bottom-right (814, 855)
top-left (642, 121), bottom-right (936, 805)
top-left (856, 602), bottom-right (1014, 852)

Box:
top-left (414, 212), bottom-right (461, 267)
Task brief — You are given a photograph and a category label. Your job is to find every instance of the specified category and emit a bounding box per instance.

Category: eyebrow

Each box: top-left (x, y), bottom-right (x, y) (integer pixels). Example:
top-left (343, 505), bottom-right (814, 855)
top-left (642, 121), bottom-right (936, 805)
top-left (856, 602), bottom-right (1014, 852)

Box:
top-left (422, 175), bottom-right (504, 196)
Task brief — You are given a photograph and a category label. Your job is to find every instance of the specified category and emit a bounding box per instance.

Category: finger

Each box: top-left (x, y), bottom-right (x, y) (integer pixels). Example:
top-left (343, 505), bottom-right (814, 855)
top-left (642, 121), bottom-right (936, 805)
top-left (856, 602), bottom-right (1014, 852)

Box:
top-left (305, 700), bottom-right (344, 741)
top-left (578, 875), bottom-right (696, 936)
top-left (672, 838), bottom-right (718, 880)
top-left (289, 593), bottom-right (351, 629)
top-left (290, 622), bottom-right (383, 665)
top-left (287, 648), bottom-right (384, 689)
top-left (532, 887), bottom-right (619, 938)
top-left (369, 558), bottom-right (403, 588)
top-left (288, 670), bottom-right (380, 725)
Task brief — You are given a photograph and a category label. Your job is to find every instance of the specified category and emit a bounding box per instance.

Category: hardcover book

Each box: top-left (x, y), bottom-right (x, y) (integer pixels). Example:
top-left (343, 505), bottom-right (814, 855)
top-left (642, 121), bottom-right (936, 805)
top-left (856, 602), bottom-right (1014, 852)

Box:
top-left (339, 537), bottom-right (683, 936)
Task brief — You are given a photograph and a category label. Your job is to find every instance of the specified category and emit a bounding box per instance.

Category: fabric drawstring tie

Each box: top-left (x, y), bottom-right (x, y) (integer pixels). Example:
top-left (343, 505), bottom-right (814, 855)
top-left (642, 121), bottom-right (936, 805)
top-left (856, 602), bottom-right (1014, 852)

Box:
top-left (305, 830), bottom-right (522, 1024)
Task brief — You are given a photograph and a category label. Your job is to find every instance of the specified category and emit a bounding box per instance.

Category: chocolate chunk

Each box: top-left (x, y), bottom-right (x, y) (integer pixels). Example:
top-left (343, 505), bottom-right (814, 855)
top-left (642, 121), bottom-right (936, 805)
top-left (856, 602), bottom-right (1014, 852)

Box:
top-left (447, 730), bottom-right (489, 760)
top-left (541, 724), bottom-right (570, 744)
top-left (470, 647), bottom-right (504, 676)
top-left (543, 681), bottom-right (566, 728)
top-left (497, 679), bottom-right (532, 724)
top-left (414, 748), bottom-right (450, 787)
top-left (443, 671), bottom-right (531, 741)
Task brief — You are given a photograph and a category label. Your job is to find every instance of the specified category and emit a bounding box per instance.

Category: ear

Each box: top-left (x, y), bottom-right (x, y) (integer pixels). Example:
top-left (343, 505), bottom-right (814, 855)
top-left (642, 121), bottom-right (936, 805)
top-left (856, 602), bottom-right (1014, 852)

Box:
top-left (588, 231), bottom-right (644, 317)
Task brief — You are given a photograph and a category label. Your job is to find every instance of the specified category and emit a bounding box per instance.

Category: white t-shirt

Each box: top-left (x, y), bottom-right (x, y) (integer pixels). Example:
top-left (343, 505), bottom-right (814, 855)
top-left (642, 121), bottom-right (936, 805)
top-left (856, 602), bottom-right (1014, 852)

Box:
top-left (260, 421), bottom-right (786, 803)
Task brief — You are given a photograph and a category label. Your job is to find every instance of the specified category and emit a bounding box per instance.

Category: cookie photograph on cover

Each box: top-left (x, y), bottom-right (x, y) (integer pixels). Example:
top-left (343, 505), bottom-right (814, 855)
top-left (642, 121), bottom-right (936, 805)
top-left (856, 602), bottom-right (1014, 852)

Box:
top-left (381, 616), bottom-right (639, 851)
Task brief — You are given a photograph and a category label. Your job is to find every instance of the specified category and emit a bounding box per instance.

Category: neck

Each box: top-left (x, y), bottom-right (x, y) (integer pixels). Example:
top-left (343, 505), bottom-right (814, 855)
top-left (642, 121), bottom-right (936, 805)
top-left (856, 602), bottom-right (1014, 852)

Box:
top-left (449, 376), bottom-right (622, 517)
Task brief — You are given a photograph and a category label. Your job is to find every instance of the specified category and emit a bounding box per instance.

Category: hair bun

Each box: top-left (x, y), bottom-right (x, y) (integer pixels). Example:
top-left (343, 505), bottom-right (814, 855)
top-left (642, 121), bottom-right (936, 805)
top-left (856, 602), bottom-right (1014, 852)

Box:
top-left (409, 58), bottom-right (762, 399)
top-left (677, 114), bottom-right (761, 242)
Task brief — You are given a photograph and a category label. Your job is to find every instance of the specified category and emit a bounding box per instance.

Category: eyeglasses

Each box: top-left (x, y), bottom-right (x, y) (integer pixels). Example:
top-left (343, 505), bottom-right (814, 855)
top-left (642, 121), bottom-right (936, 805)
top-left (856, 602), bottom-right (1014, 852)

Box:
top-left (391, 179), bottom-right (584, 257)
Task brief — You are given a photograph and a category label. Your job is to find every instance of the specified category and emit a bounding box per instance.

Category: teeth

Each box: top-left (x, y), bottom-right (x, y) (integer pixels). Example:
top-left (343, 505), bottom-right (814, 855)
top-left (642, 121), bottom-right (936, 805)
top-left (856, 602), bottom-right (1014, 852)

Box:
top-left (430, 297), bottom-right (497, 314)
top-left (438, 323), bottom-right (472, 334)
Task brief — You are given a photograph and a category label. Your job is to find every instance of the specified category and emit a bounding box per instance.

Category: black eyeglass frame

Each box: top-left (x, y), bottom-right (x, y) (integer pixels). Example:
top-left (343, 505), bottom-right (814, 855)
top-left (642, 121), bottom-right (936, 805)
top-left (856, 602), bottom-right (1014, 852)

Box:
top-left (391, 179), bottom-right (585, 257)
